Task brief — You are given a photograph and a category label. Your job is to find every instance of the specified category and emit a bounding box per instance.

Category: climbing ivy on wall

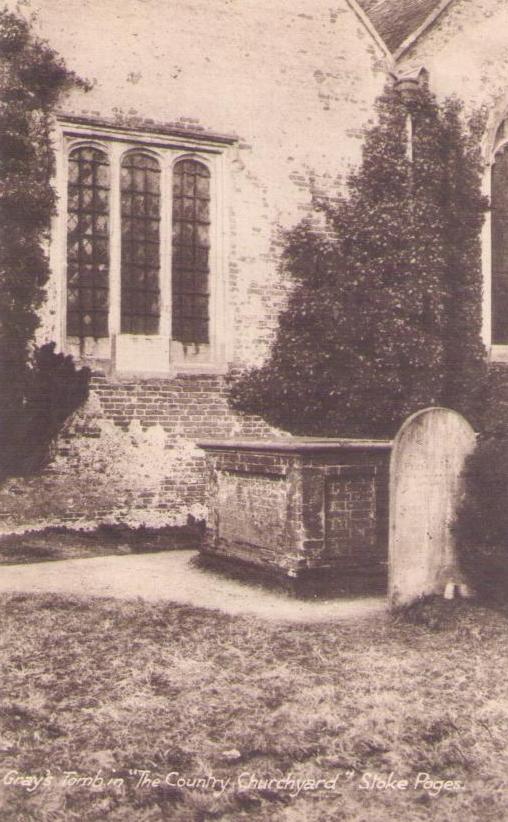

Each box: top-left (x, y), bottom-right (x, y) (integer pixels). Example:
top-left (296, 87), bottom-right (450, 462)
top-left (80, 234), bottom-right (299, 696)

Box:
top-left (0, 8), bottom-right (90, 476)
top-left (229, 82), bottom-right (488, 438)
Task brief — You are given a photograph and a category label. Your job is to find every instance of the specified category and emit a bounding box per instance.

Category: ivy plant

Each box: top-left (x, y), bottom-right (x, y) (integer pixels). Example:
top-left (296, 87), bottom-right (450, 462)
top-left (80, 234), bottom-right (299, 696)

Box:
top-left (229, 83), bottom-right (488, 438)
top-left (0, 8), bottom-right (90, 476)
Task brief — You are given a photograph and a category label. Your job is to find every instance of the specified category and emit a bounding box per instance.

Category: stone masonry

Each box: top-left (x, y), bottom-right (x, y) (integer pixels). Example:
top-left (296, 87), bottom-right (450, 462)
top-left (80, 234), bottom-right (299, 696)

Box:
top-left (199, 439), bottom-right (391, 592)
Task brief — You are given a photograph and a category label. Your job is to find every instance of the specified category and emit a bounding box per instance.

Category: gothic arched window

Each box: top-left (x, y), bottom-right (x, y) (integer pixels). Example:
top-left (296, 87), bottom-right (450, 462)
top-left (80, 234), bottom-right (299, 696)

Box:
top-left (171, 159), bottom-right (211, 344)
top-left (120, 152), bottom-right (161, 334)
top-left (59, 118), bottom-right (230, 369)
top-left (66, 146), bottom-right (110, 339)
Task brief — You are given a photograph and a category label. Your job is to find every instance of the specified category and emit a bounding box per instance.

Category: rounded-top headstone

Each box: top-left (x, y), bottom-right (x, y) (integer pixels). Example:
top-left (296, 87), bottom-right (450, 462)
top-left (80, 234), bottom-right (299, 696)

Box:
top-left (389, 407), bottom-right (476, 607)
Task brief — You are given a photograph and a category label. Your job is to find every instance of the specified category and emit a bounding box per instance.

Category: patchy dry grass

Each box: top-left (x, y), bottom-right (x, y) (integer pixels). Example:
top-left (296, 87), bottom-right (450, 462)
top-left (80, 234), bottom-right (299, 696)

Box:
top-left (0, 595), bottom-right (506, 821)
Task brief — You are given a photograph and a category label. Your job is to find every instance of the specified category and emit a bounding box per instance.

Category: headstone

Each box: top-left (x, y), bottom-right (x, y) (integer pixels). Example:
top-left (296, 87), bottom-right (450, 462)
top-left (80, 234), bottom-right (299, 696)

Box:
top-left (389, 407), bottom-right (476, 607)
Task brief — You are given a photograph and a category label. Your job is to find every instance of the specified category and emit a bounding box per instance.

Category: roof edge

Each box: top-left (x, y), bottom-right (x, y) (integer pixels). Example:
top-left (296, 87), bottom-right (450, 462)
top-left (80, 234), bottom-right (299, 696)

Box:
top-left (393, 0), bottom-right (455, 61)
top-left (345, 0), bottom-right (394, 63)
top-left (55, 112), bottom-right (238, 146)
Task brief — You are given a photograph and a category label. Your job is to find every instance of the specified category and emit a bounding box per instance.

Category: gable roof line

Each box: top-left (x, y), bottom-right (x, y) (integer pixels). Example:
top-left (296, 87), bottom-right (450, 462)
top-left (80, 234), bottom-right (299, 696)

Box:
top-left (345, 0), bottom-right (394, 63)
top-left (393, 0), bottom-right (455, 60)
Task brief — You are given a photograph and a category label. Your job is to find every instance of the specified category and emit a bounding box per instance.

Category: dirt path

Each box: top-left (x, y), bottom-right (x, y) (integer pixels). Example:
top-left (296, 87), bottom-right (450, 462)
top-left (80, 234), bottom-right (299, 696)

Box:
top-left (0, 550), bottom-right (387, 623)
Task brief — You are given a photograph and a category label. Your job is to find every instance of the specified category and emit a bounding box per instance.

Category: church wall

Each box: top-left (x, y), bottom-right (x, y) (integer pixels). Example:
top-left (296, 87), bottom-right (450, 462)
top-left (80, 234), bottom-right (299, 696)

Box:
top-left (2, 0), bottom-right (389, 532)
top-left (397, 0), bottom-right (508, 356)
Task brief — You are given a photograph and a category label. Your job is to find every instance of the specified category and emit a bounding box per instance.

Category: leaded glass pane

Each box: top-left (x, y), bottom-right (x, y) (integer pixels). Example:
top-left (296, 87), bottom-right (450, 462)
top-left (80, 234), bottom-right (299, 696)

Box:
top-left (66, 146), bottom-right (110, 339)
top-left (120, 153), bottom-right (161, 334)
top-left (171, 159), bottom-right (210, 345)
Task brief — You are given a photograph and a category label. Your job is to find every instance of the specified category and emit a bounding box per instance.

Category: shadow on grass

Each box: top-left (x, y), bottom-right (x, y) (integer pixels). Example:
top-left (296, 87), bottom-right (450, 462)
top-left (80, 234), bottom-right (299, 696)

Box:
top-left (0, 521), bottom-right (205, 565)
top-left (193, 552), bottom-right (387, 601)
top-left (391, 592), bottom-right (508, 632)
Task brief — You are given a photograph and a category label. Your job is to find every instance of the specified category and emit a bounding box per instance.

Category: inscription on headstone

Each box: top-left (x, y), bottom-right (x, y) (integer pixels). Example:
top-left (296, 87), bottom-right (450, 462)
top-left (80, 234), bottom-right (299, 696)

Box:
top-left (389, 407), bottom-right (476, 606)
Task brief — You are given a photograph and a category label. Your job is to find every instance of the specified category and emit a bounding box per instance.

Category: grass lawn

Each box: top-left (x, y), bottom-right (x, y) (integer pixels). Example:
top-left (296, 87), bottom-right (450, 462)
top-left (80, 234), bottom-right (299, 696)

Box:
top-left (0, 594), bottom-right (507, 821)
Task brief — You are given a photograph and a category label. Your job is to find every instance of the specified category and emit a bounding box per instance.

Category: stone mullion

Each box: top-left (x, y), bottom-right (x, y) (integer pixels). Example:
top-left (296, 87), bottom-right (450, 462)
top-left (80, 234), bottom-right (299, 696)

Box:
top-left (159, 153), bottom-right (172, 340)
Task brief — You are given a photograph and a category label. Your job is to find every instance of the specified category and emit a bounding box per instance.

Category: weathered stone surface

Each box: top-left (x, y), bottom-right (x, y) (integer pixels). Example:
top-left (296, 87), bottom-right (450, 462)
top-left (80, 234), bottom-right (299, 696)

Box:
top-left (216, 473), bottom-right (289, 553)
top-left (389, 407), bottom-right (476, 607)
top-left (199, 439), bottom-right (391, 591)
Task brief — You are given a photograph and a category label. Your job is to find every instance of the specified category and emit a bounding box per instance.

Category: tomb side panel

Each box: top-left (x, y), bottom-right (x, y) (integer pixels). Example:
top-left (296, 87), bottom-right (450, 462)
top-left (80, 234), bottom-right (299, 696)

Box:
top-left (215, 471), bottom-right (290, 566)
top-left (324, 468), bottom-right (378, 564)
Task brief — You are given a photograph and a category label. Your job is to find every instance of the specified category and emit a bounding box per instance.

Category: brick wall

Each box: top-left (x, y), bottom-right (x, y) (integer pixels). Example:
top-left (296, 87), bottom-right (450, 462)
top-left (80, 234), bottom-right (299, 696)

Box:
top-left (89, 374), bottom-right (271, 439)
top-left (49, 374), bottom-right (279, 529)
top-left (84, 372), bottom-right (278, 526)
top-left (324, 467), bottom-right (377, 560)
top-left (0, 370), bottom-right (286, 533)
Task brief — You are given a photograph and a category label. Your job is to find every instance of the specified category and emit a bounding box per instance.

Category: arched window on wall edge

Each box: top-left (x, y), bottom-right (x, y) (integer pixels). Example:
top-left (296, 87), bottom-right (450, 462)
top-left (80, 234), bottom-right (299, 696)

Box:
top-left (491, 136), bottom-right (508, 345)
